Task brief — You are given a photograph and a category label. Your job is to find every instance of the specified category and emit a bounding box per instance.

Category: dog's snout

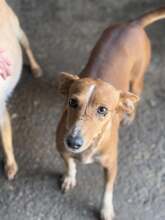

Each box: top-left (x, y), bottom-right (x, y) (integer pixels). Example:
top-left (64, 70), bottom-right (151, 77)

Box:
top-left (66, 134), bottom-right (84, 150)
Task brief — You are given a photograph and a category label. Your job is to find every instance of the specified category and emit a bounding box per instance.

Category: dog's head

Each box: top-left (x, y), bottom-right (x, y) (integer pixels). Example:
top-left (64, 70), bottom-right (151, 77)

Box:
top-left (59, 72), bottom-right (139, 154)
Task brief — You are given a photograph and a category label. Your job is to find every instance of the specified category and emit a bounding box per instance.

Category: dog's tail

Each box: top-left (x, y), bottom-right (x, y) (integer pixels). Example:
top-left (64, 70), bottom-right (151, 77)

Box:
top-left (133, 7), bottom-right (165, 28)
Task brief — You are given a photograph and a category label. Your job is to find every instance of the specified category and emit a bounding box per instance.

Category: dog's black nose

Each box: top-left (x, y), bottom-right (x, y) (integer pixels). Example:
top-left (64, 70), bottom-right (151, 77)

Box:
top-left (66, 135), bottom-right (84, 150)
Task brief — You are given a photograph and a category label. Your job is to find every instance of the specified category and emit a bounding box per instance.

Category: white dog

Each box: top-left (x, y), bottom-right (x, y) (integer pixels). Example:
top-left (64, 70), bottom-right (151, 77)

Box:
top-left (0, 0), bottom-right (42, 180)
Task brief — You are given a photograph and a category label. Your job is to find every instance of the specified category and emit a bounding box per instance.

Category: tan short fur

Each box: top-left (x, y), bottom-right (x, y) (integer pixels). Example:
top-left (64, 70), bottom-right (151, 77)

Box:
top-left (0, 0), bottom-right (42, 180)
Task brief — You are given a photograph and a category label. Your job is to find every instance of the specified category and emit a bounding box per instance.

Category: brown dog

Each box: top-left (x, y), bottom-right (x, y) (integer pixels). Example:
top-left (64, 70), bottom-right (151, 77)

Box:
top-left (0, 0), bottom-right (42, 180)
top-left (56, 7), bottom-right (165, 220)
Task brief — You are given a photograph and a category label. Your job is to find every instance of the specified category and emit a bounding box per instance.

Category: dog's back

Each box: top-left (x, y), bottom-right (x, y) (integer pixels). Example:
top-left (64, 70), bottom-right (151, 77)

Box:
top-left (81, 23), bottom-right (150, 92)
top-left (81, 7), bottom-right (165, 94)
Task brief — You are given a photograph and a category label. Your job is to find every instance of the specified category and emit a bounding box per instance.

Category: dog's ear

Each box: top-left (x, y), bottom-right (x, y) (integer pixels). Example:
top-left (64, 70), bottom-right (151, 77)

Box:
top-left (117, 91), bottom-right (139, 114)
top-left (59, 72), bottom-right (79, 95)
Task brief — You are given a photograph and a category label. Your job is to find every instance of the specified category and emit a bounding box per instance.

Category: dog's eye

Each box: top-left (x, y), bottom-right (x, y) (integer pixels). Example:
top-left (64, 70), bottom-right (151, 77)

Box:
top-left (97, 106), bottom-right (108, 116)
top-left (68, 98), bottom-right (78, 108)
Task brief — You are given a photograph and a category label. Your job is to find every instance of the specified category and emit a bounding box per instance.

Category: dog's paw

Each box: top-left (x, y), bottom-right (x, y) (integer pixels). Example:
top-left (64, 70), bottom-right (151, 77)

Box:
top-left (31, 65), bottom-right (43, 78)
top-left (5, 162), bottom-right (18, 180)
top-left (61, 176), bottom-right (76, 193)
top-left (101, 208), bottom-right (115, 220)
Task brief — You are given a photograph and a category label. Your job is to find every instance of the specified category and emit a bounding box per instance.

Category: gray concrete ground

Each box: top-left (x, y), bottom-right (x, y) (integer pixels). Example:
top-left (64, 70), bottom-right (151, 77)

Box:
top-left (0, 0), bottom-right (165, 219)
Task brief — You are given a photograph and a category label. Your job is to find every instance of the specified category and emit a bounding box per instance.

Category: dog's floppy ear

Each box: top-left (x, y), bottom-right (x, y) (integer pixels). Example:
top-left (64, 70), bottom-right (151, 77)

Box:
top-left (59, 72), bottom-right (79, 95)
top-left (117, 91), bottom-right (139, 114)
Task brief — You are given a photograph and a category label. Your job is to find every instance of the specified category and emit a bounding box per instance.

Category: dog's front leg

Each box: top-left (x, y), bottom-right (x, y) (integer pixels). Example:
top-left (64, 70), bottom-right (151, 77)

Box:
top-left (101, 163), bottom-right (117, 220)
top-left (61, 154), bottom-right (77, 193)
top-left (0, 108), bottom-right (18, 180)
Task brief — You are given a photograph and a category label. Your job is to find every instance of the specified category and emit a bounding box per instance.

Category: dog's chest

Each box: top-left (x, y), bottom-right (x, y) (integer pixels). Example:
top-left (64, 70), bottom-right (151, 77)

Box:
top-left (73, 150), bottom-right (100, 164)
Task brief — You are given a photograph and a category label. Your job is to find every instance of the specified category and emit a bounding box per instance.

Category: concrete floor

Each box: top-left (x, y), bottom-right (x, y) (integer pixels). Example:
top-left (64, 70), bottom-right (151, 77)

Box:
top-left (0, 0), bottom-right (165, 219)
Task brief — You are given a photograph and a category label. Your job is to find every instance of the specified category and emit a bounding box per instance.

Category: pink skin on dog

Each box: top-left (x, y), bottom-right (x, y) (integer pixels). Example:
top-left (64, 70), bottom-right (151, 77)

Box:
top-left (0, 49), bottom-right (11, 80)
